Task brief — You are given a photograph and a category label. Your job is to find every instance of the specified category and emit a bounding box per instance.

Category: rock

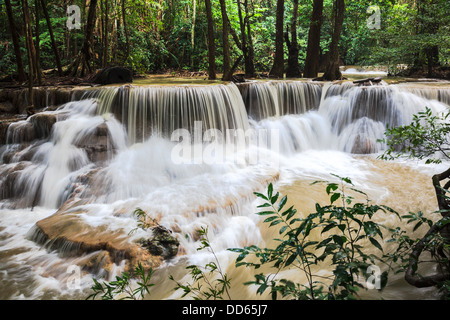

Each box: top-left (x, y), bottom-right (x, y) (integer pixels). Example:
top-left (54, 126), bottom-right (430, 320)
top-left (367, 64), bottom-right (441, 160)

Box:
top-left (75, 123), bottom-right (117, 164)
top-left (29, 206), bottom-right (164, 275)
top-left (0, 101), bottom-right (16, 114)
top-left (138, 225), bottom-right (180, 259)
top-left (91, 67), bottom-right (133, 85)
top-left (350, 134), bottom-right (377, 154)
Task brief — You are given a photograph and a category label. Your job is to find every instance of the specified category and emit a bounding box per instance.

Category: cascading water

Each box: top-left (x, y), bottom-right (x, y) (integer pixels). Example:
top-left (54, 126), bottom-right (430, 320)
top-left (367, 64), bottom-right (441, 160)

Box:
top-left (0, 79), bottom-right (449, 300)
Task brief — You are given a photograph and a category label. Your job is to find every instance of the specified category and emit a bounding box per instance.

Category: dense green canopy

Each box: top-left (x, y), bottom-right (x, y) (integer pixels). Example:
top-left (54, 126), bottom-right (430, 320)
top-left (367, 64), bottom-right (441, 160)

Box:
top-left (0, 0), bottom-right (449, 81)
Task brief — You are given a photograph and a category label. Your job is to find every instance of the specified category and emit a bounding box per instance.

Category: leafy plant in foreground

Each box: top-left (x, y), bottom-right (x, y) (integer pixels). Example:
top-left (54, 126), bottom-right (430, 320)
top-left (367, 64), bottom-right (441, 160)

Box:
top-left (169, 226), bottom-right (232, 300)
top-left (230, 176), bottom-right (392, 300)
top-left (87, 262), bottom-right (155, 300)
top-left (379, 106), bottom-right (450, 164)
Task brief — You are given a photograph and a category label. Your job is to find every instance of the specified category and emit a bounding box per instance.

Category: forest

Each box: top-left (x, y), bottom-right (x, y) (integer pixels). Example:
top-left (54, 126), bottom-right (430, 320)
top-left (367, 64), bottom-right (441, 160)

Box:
top-left (0, 0), bottom-right (450, 84)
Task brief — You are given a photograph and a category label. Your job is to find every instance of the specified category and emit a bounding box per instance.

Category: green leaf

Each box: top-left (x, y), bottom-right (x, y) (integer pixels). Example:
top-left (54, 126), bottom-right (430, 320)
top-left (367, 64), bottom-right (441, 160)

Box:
top-left (271, 192), bottom-right (279, 204)
top-left (256, 211), bottom-right (275, 216)
top-left (330, 192), bottom-right (341, 204)
top-left (254, 192), bottom-right (268, 200)
top-left (369, 237), bottom-right (383, 252)
top-left (285, 253), bottom-right (297, 267)
top-left (278, 196), bottom-right (288, 211)
top-left (268, 183), bottom-right (273, 199)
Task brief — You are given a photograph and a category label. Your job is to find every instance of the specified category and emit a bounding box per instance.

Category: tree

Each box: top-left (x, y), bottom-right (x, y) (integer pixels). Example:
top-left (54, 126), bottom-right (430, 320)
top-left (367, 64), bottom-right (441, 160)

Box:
top-left (269, 0), bottom-right (284, 78)
top-left (4, 0), bottom-right (26, 82)
top-left (21, 0), bottom-right (37, 110)
top-left (40, 0), bottom-right (63, 76)
top-left (322, 0), bottom-right (345, 81)
top-left (237, 0), bottom-right (256, 77)
top-left (380, 107), bottom-right (450, 290)
top-left (303, 0), bottom-right (323, 78)
top-left (284, 0), bottom-right (301, 78)
top-left (205, 0), bottom-right (217, 80)
top-left (34, 0), bottom-right (42, 85)
top-left (219, 0), bottom-right (232, 80)
top-left (71, 0), bottom-right (98, 76)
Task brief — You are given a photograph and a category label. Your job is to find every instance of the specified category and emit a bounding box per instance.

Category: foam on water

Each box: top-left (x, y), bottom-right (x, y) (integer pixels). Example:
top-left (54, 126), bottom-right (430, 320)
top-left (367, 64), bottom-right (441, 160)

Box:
top-left (0, 80), bottom-right (449, 299)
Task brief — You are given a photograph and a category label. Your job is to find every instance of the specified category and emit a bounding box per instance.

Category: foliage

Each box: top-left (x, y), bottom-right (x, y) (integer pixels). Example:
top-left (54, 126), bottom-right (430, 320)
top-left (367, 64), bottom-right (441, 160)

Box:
top-left (385, 209), bottom-right (450, 279)
top-left (379, 107), bottom-right (450, 164)
top-left (169, 226), bottom-right (232, 300)
top-left (1, 0), bottom-right (449, 77)
top-left (229, 177), bottom-right (393, 300)
top-left (87, 262), bottom-right (155, 300)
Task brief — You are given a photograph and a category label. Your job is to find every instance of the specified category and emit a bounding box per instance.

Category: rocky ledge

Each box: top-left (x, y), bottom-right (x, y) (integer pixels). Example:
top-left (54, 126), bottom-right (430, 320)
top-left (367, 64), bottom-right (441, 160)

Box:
top-left (27, 201), bottom-right (180, 276)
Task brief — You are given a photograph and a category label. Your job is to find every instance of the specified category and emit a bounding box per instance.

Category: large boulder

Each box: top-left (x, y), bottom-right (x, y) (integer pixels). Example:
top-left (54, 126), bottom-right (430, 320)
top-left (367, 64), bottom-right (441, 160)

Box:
top-left (91, 67), bottom-right (133, 85)
top-left (28, 204), bottom-right (173, 275)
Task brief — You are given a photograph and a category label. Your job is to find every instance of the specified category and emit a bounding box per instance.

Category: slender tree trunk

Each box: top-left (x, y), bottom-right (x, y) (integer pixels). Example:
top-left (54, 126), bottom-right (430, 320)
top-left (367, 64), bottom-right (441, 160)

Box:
top-left (5, 0), bottom-right (26, 81)
top-left (102, 0), bottom-right (109, 68)
top-left (205, 0), bottom-right (216, 80)
top-left (244, 0), bottom-right (256, 77)
top-left (40, 0), bottom-right (63, 75)
top-left (269, 0), bottom-right (284, 78)
top-left (322, 0), bottom-right (345, 81)
top-left (34, 0), bottom-right (42, 85)
top-left (219, 0), bottom-right (231, 80)
top-left (237, 0), bottom-right (248, 70)
top-left (238, 0), bottom-right (255, 77)
top-left (21, 0), bottom-right (35, 110)
top-left (72, 0), bottom-right (98, 76)
top-left (121, 0), bottom-right (130, 63)
top-left (191, 0), bottom-right (196, 68)
top-left (303, 0), bottom-right (323, 78)
top-left (285, 0), bottom-right (301, 78)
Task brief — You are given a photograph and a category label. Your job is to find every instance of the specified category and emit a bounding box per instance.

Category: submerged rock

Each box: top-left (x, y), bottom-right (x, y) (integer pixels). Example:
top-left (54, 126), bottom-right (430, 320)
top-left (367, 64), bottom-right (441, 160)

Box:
top-left (138, 225), bottom-right (180, 259)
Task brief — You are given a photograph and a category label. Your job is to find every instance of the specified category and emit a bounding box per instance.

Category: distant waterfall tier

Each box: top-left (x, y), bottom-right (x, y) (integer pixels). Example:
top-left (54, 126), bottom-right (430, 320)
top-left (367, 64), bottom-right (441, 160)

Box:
top-left (236, 81), bottom-right (323, 120)
top-left (80, 83), bottom-right (250, 144)
top-left (319, 83), bottom-right (449, 154)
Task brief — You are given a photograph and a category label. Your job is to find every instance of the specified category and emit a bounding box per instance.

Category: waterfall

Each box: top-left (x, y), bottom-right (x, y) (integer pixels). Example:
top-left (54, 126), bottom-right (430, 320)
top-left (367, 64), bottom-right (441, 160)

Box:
top-left (237, 80), bottom-right (323, 120)
top-left (80, 83), bottom-right (250, 145)
top-left (0, 79), bottom-right (449, 299)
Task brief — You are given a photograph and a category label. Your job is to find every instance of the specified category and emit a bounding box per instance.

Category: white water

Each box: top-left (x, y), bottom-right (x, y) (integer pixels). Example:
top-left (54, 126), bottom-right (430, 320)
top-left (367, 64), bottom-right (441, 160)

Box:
top-left (0, 80), bottom-right (449, 299)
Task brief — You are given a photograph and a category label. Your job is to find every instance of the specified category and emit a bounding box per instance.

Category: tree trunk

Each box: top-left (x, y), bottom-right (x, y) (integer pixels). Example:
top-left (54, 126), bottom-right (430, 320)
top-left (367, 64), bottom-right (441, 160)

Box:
top-left (303, 0), bottom-right (323, 78)
top-left (219, 0), bottom-right (232, 80)
top-left (237, 0), bottom-right (248, 71)
top-left (71, 0), bottom-right (98, 76)
top-left (5, 0), bottom-right (26, 81)
top-left (121, 0), bottom-right (130, 63)
top-left (191, 0), bottom-right (196, 68)
top-left (269, 0), bottom-right (284, 78)
top-left (40, 0), bottom-right (63, 76)
top-left (34, 0), bottom-right (42, 85)
top-left (243, 0), bottom-right (255, 77)
top-left (21, 0), bottom-right (35, 110)
top-left (102, 0), bottom-right (109, 68)
top-left (404, 168), bottom-right (450, 289)
top-left (322, 0), bottom-right (345, 81)
top-left (285, 0), bottom-right (301, 78)
top-left (205, 0), bottom-right (216, 80)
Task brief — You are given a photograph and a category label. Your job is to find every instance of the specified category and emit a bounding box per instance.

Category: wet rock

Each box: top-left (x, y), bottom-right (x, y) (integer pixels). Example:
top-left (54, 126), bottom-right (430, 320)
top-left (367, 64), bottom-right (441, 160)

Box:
top-left (138, 225), bottom-right (180, 259)
top-left (29, 113), bottom-right (57, 139)
top-left (351, 134), bottom-right (377, 154)
top-left (91, 67), bottom-right (133, 85)
top-left (0, 101), bottom-right (15, 114)
top-left (29, 207), bottom-right (164, 275)
top-left (75, 123), bottom-right (116, 164)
